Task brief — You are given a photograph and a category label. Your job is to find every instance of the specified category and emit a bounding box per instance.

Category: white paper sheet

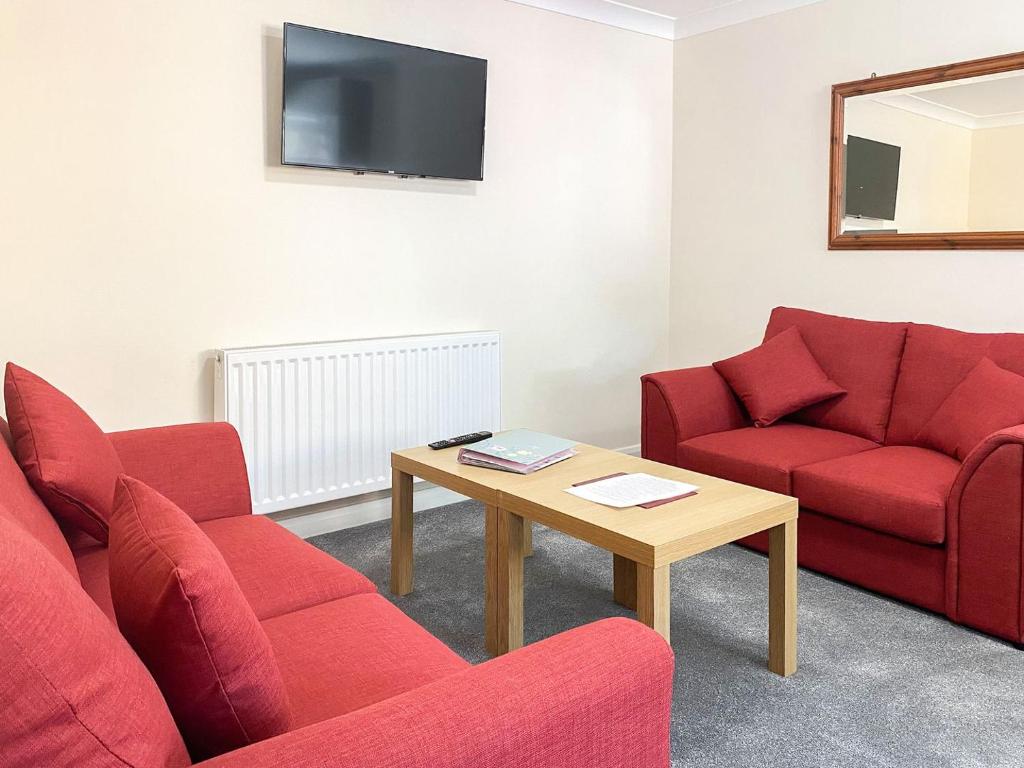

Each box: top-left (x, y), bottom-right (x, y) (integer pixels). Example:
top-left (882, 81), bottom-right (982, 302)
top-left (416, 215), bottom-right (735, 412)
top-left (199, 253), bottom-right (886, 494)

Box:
top-left (564, 473), bottom-right (699, 508)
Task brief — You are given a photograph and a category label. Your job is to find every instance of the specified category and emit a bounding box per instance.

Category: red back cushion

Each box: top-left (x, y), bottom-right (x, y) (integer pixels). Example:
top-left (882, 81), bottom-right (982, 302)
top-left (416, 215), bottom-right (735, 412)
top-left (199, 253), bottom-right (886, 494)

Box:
top-left (0, 418), bottom-right (80, 580)
top-left (915, 358), bottom-right (1024, 461)
top-left (109, 476), bottom-right (292, 760)
top-left (764, 307), bottom-right (908, 442)
top-left (888, 323), bottom-right (1024, 446)
top-left (713, 327), bottom-right (846, 427)
top-left (4, 363), bottom-right (123, 543)
top-left (0, 515), bottom-right (189, 768)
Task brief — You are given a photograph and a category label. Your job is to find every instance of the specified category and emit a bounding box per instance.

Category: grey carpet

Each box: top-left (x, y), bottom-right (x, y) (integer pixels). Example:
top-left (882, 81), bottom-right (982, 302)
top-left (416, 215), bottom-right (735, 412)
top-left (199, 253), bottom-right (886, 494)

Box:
top-left (309, 501), bottom-right (1024, 768)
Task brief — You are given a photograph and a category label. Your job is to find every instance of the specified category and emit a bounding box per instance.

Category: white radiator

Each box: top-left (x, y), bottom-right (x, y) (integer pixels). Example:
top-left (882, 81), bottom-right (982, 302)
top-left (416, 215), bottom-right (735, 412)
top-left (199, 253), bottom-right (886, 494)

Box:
top-left (214, 332), bottom-right (501, 514)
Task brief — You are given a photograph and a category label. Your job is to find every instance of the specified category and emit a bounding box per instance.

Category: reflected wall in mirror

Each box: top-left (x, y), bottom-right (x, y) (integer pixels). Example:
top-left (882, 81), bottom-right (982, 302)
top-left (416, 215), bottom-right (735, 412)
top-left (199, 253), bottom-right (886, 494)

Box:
top-left (829, 52), bottom-right (1024, 250)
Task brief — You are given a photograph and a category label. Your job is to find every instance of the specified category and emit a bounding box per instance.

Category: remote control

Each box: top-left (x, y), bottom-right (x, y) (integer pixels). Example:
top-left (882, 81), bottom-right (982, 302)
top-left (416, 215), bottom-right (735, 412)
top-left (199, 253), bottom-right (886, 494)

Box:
top-left (429, 431), bottom-right (493, 450)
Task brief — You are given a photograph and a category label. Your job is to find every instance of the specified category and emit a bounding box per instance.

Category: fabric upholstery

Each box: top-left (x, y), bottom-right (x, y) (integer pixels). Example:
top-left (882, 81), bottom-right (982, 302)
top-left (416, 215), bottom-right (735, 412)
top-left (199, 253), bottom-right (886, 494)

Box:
top-left (945, 424), bottom-right (1024, 644)
top-left (109, 476), bottom-right (291, 761)
top-left (678, 424), bottom-right (877, 494)
top-left (0, 419), bottom-right (79, 580)
top-left (0, 515), bottom-right (189, 768)
top-left (4, 363), bottom-right (123, 543)
top-left (69, 515), bottom-right (376, 626)
top-left (62, 524), bottom-right (106, 553)
top-left (763, 307), bottom-right (908, 443)
top-left (74, 544), bottom-right (116, 622)
top-left (199, 515), bottom-right (376, 620)
top-left (109, 423), bottom-right (253, 523)
top-left (741, 510), bottom-right (947, 615)
top-left (196, 618), bottom-right (674, 768)
top-left (263, 594), bottom-right (470, 728)
top-left (914, 358), bottom-right (1024, 461)
top-left (792, 446), bottom-right (959, 545)
top-left (887, 322), bottom-right (1024, 446)
top-left (640, 366), bottom-right (748, 464)
top-left (713, 327), bottom-right (846, 427)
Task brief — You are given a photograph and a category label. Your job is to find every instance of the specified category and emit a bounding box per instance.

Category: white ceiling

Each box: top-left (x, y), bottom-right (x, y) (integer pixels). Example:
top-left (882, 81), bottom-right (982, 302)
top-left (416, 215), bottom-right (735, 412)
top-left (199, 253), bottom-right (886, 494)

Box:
top-left (507, 0), bottom-right (827, 40)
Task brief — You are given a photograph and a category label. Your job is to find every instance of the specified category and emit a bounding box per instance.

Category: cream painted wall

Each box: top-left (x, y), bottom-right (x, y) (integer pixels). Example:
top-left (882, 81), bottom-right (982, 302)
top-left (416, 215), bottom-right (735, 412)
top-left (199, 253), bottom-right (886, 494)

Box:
top-left (968, 123), bottom-right (1024, 231)
top-left (670, 0), bottom-right (1024, 366)
top-left (0, 0), bottom-right (673, 448)
top-left (843, 98), bottom-right (973, 233)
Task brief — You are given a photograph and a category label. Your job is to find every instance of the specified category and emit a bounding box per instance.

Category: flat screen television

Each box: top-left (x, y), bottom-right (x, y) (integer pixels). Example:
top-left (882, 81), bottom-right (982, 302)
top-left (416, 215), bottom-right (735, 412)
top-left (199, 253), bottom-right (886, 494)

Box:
top-left (281, 23), bottom-right (488, 180)
top-left (844, 135), bottom-right (901, 221)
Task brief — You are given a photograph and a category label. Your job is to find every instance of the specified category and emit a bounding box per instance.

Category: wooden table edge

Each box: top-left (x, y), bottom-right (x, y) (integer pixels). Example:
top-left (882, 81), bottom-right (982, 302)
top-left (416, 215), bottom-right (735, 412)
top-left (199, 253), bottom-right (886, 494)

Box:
top-left (652, 499), bottom-right (798, 568)
top-left (392, 451), bottom-right (500, 506)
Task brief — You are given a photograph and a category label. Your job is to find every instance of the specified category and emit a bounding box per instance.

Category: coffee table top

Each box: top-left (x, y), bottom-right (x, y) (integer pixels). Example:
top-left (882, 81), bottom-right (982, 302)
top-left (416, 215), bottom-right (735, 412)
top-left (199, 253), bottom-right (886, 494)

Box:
top-left (392, 437), bottom-right (797, 568)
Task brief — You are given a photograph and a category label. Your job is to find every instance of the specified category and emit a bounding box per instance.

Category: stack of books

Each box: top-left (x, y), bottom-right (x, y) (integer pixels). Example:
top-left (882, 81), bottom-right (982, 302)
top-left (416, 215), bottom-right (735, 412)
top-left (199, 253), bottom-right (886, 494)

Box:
top-left (458, 429), bottom-right (577, 474)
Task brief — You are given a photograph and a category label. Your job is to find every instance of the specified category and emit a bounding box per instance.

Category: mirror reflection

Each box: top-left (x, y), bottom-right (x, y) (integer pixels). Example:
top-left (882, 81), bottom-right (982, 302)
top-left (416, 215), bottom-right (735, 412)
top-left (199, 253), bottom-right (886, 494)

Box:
top-left (842, 71), bottom-right (1024, 234)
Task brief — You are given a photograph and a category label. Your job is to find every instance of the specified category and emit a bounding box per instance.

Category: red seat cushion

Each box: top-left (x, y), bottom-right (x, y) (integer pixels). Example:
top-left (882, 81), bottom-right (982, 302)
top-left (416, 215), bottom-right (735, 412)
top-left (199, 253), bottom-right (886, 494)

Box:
top-left (915, 358), bottom-right (1024, 461)
top-left (887, 322), bottom-right (1024, 446)
top-left (792, 446), bottom-right (960, 545)
top-left (262, 593), bottom-right (469, 729)
top-left (198, 515), bottom-right (376, 620)
top-left (677, 423), bottom-right (878, 494)
top-left (764, 307), bottom-right (908, 443)
top-left (109, 476), bottom-right (292, 760)
top-left (712, 327), bottom-right (846, 427)
top-left (0, 515), bottom-right (189, 768)
top-left (4, 363), bottom-right (124, 543)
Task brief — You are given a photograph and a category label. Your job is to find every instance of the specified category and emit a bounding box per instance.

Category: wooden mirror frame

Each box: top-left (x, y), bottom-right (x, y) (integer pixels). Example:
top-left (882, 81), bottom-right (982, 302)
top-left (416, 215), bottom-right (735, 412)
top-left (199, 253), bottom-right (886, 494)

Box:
top-left (829, 51), bottom-right (1024, 250)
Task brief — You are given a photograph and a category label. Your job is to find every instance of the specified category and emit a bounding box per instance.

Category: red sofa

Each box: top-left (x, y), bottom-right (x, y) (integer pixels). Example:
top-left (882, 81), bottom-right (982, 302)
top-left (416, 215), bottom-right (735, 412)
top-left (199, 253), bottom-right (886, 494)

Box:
top-left (0, 418), bottom-right (673, 767)
top-left (642, 306), bottom-right (1024, 647)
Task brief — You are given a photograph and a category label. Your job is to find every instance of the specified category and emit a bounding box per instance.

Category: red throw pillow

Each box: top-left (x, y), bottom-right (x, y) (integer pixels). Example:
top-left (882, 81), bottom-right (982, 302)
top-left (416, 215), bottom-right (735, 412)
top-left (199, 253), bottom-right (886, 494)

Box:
top-left (915, 358), bottom-right (1024, 461)
top-left (3, 363), bottom-right (123, 543)
top-left (713, 327), bottom-right (847, 428)
top-left (0, 514), bottom-right (190, 768)
top-left (108, 476), bottom-right (292, 760)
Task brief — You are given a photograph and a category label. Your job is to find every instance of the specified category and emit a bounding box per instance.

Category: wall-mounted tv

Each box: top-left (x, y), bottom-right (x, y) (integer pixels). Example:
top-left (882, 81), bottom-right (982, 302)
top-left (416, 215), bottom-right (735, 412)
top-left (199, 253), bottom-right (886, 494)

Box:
top-left (281, 23), bottom-right (488, 181)
top-left (844, 135), bottom-right (901, 221)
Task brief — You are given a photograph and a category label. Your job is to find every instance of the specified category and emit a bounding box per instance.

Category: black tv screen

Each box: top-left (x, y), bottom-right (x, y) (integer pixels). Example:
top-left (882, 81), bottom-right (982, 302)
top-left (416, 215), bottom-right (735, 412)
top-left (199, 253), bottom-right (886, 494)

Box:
top-left (844, 135), bottom-right (901, 220)
top-left (282, 23), bottom-right (487, 180)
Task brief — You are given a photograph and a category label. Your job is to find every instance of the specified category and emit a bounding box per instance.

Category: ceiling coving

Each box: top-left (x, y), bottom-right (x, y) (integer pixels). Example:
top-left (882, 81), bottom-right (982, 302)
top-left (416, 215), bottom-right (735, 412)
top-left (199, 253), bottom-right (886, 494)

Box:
top-left (508, 0), bottom-right (826, 39)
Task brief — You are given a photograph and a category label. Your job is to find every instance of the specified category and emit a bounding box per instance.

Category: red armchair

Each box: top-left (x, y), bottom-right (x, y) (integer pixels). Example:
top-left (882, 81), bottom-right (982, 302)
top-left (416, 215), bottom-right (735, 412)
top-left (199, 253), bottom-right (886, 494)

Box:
top-left (643, 307), bottom-right (1024, 646)
top-left (1, 418), bottom-right (675, 766)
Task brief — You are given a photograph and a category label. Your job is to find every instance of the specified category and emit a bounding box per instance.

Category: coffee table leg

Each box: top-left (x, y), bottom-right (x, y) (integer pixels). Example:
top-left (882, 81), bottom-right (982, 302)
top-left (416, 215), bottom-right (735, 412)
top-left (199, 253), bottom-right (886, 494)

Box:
top-left (485, 505), bottom-right (525, 656)
top-left (523, 520), bottom-right (533, 557)
top-left (389, 468), bottom-right (414, 596)
top-left (768, 519), bottom-right (797, 676)
top-left (636, 563), bottom-right (671, 643)
top-left (613, 554), bottom-right (638, 610)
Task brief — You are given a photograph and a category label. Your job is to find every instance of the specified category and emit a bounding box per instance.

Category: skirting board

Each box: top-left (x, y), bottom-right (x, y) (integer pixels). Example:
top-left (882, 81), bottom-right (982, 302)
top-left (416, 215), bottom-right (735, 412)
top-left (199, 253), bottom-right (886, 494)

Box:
top-left (275, 443), bottom-right (641, 539)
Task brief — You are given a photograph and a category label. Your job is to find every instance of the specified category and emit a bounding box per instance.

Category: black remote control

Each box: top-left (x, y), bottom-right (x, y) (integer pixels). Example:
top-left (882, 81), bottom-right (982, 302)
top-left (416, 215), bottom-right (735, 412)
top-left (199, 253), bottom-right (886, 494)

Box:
top-left (429, 431), bottom-right (493, 450)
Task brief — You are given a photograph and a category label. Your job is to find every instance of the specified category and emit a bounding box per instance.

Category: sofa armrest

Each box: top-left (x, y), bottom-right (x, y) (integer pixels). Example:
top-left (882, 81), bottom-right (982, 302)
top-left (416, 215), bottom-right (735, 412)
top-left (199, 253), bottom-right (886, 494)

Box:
top-left (195, 617), bottom-right (674, 768)
top-left (107, 423), bottom-right (252, 522)
top-left (641, 366), bottom-right (747, 464)
top-left (945, 424), bottom-right (1024, 644)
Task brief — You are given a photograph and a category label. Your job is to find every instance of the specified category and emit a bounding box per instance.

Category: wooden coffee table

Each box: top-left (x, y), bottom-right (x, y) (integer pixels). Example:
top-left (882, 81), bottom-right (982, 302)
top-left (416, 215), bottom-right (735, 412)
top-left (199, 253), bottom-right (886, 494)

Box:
top-left (390, 438), bottom-right (799, 676)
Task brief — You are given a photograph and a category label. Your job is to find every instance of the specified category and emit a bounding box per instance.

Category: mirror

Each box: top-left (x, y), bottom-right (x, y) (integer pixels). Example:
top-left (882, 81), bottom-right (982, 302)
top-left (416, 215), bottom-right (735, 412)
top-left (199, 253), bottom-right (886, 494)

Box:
top-left (829, 52), bottom-right (1024, 250)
